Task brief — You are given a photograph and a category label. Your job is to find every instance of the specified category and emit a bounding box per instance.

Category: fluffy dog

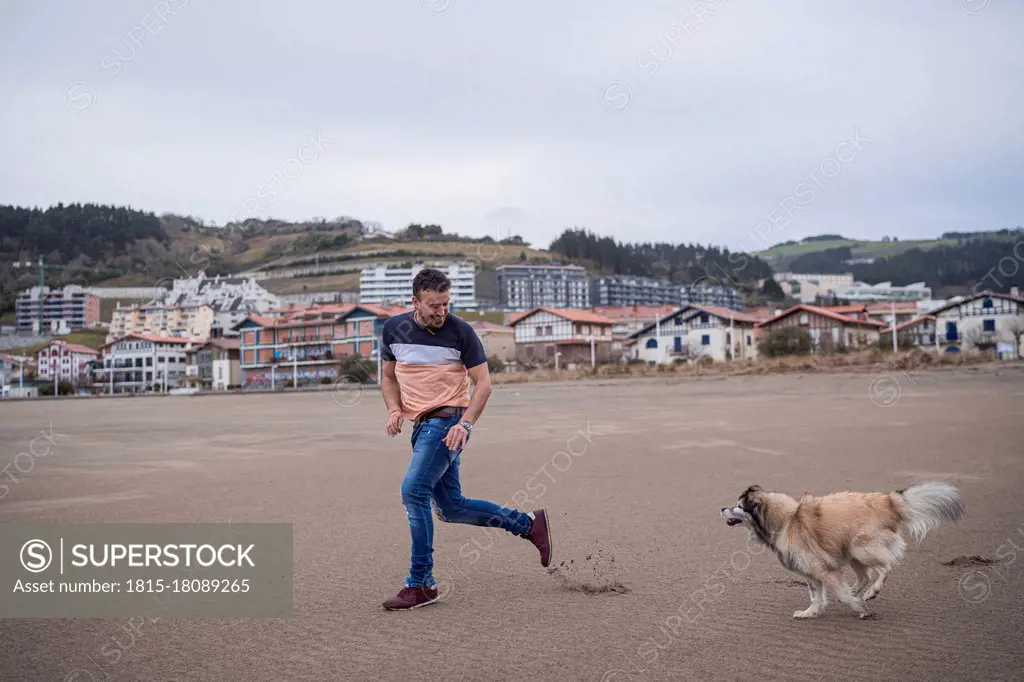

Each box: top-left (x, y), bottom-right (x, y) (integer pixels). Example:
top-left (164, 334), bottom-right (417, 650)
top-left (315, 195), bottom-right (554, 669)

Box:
top-left (720, 481), bottom-right (966, 619)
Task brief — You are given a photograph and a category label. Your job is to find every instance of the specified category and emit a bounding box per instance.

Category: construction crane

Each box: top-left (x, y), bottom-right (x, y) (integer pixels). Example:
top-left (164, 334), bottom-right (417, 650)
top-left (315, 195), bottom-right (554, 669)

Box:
top-left (13, 257), bottom-right (70, 335)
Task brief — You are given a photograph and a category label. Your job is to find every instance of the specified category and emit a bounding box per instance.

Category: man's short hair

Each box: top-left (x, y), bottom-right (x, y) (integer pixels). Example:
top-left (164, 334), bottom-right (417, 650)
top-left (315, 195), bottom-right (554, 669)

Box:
top-left (412, 268), bottom-right (451, 297)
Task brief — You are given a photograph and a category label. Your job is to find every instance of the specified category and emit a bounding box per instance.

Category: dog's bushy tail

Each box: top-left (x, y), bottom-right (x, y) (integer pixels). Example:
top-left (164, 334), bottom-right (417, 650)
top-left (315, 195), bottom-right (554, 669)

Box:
top-left (894, 481), bottom-right (966, 543)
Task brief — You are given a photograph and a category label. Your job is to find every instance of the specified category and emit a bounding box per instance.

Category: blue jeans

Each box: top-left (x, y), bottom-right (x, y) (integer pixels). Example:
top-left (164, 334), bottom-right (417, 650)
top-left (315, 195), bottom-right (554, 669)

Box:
top-left (401, 412), bottom-right (533, 588)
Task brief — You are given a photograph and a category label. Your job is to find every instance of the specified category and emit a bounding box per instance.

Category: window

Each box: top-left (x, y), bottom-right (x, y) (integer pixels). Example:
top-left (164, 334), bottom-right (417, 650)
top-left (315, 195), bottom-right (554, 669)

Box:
top-left (646, 338), bottom-right (658, 349)
top-left (983, 298), bottom-right (993, 308)
top-left (701, 334), bottom-right (710, 345)
top-left (983, 319), bottom-right (995, 332)
top-left (746, 335), bottom-right (752, 346)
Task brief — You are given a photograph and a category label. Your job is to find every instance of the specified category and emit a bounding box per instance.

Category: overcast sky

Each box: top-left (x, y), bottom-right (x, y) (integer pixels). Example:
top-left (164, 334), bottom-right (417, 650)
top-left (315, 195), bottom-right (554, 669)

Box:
top-left (1, 0), bottom-right (1021, 253)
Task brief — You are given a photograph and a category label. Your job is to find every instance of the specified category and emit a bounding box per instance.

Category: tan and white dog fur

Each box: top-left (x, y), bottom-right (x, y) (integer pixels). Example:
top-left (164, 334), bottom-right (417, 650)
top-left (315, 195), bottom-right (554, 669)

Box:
top-left (720, 481), bottom-right (966, 619)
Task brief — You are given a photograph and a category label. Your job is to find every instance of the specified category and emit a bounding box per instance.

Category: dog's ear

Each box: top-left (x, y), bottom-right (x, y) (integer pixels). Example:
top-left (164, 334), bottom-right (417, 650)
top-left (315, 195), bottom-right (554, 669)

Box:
top-left (743, 484), bottom-right (762, 495)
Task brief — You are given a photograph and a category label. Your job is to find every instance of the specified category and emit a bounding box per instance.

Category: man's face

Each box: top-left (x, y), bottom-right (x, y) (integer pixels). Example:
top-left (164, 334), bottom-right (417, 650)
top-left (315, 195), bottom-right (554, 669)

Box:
top-left (413, 289), bottom-right (450, 328)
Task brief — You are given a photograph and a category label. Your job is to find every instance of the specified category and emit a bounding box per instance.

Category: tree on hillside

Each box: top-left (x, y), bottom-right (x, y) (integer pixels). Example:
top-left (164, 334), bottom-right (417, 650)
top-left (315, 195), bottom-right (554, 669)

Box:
top-left (760, 278), bottom-right (786, 301)
top-left (789, 247), bottom-right (854, 274)
top-left (401, 223), bottom-right (444, 240)
top-left (547, 227), bottom-right (774, 285)
top-left (802, 234), bottom-right (847, 242)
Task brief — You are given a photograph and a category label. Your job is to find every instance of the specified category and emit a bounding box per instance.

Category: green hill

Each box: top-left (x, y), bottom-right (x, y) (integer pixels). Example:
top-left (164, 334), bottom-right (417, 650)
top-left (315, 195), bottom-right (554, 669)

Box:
top-left (759, 235), bottom-right (970, 271)
top-left (758, 230), bottom-right (1024, 298)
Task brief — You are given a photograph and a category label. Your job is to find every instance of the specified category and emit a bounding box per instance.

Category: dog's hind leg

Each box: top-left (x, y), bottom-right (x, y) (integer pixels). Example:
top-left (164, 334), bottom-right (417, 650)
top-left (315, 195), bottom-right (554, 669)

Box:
top-left (851, 560), bottom-right (874, 597)
top-left (820, 570), bottom-right (873, 619)
top-left (853, 532), bottom-right (904, 601)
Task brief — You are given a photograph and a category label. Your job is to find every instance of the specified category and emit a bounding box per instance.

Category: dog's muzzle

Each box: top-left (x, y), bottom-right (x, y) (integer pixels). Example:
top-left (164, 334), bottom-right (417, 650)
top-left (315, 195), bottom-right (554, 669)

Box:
top-left (721, 507), bottom-right (745, 526)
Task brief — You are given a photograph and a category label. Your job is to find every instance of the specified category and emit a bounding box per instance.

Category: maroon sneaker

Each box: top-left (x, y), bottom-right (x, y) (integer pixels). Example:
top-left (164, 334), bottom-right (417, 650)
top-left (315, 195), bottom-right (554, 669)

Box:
top-left (382, 586), bottom-right (439, 611)
top-left (525, 509), bottom-right (553, 567)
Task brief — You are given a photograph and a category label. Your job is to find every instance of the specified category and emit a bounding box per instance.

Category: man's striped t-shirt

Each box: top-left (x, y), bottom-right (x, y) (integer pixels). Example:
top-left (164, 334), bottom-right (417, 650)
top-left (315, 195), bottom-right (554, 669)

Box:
top-left (381, 312), bottom-right (488, 422)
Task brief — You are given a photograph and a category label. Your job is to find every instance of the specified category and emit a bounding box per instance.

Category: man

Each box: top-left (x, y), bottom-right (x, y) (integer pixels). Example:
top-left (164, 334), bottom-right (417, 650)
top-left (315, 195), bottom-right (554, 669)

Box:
top-left (378, 267), bottom-right (552, 611)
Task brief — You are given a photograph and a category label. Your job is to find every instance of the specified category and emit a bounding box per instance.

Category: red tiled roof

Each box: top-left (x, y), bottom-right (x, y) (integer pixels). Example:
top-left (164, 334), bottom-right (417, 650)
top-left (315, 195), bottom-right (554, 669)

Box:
top-left (743, 306), bottom-right (783, 322)
top-left (41, 341), bottom-right (100, 356)
top-left (238, 304), bottom-right (407, 330)
top-left (267, 303), bottom-right (310, 314)
top-left (357, 304), bottom-right (409, 317)
top-left (591, 305), bottom-right (679, 321)
top-left (468, 321), bottom-right (514, 333)
top-left (880, 315), bottom-right (935, 333)
top-left (823, 305), bottom-right (869, 314)
top-left (865, 301), bottom-right (919, 314)
top-left (626, 304), bottom-right (761, 339)
top-left (243, 315), bottom-right (281, 327)
top-left (757, 304), bottom-right (888, 328)
top-left (507, 307), bottom-right (615, 326)
top-left (687, 304), bottom-right (763, 325)
top-left (100, 332), bottom-right (199, 348)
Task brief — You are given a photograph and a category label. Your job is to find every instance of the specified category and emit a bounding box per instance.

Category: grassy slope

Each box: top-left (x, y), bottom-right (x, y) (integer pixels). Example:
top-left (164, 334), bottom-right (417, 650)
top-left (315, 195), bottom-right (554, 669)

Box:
top-left (4, 328), bottom-right (109, 356)
top-left (758, 235), bottom-right (1009, 271)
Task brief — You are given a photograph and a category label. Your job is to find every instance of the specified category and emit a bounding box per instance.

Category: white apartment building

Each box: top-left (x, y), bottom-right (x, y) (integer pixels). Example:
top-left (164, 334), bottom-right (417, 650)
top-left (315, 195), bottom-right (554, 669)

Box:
top-left (151, 271), bottom-right (281, 337)
top-left (360, 262), bottom-right (477, 309)
top-left (16, 284), bottom-right (101, 333)
top-left (35, 340), bottom-right (99, 385)
top-left (496, 264), bottom-right (590, 310)
top-left (772, 272), bottom-right (855, 303)
top-left (98, 333), bottom-right (195, 393)
top-left (836, 280), bottom-right (933, 302)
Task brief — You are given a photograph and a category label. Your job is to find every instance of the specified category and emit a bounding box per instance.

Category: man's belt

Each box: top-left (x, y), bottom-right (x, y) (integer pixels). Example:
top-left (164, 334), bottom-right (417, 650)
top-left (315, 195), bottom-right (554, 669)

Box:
top-left (416, 405), bottom-right (465, 425)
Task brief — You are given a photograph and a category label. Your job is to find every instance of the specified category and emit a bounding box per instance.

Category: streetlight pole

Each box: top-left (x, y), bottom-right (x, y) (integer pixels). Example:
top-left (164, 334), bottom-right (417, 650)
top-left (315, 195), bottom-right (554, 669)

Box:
top-left (891, 301), bottom-right (898, 352)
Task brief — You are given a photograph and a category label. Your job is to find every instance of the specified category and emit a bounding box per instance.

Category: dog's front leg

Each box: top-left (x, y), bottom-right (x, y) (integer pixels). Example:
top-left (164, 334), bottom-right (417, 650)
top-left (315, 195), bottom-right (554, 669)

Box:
top-left (793, 579), bottom-right (825, 619)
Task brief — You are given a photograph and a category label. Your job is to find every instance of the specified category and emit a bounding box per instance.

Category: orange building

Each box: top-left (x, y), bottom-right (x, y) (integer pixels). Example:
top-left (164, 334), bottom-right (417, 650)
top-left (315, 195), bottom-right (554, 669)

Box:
top-left (234, 304), bottom-right (405, 388)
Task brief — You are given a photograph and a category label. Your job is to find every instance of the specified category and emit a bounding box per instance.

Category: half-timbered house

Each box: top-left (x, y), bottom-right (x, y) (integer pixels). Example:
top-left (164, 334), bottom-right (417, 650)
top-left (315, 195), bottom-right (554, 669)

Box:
top-left (756, 304), bottom-right (887, 351)
top-left (930, 291), bottom-right (1024, 357)
top-left (629, 304), bottom-right (762, 364)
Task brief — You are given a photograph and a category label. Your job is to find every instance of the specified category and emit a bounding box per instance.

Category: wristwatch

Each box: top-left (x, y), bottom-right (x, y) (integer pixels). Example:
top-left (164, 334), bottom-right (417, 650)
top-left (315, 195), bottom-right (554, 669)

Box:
top-left (459, 420), bottom-right (473, 432)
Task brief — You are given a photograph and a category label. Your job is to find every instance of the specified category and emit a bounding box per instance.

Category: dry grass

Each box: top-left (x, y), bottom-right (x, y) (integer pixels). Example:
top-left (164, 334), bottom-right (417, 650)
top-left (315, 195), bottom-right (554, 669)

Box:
top-left (259, 273), bottom-right (362, 295)
top-left (341, 240), bottom-right (555, 263)
top-left (490, 348), bottom-right (1005, 385)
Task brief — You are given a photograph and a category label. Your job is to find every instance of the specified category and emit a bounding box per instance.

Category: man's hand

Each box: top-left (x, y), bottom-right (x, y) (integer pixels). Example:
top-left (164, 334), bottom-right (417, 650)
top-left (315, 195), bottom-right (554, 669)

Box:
top-left (443, 423), bottom-right (469, 452)
top-left (386, 410), bottom-right (403, 437)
